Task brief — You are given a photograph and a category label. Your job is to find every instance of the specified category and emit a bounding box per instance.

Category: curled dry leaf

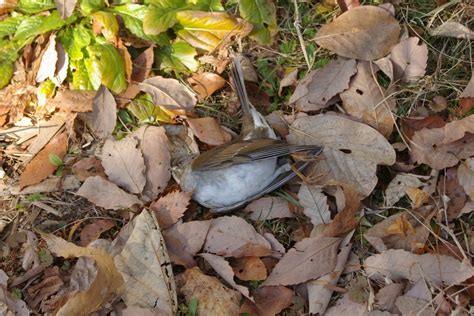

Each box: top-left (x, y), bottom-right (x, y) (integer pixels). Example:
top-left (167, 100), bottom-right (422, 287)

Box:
top-left (263, 233), bottom-right (286, 259)
top-left (188, 72), bottom-right (226, 99)
top-left (244, 196), bottom-right (294, 221)
top-left (458, 158), bottom-right (474, 199)
top-left (323, 185), bottom-right (360, 238)
top-left (150, 190), bottom-right (192, 229)
top-left (177, 267), bottom-right (241, 316)
top-left (88, 86), bottom-right (117, 140)
top-left (76, 176), bottom-right (142, 210)
top-left (340, 61), bottom-right (395, 136)
top-left (289, 58), bottom-right (357, 112)
top-left (263, 236), bottom-right (341, 286)
top-left (429, 22), bottom-right (474, 40)
top-left (231, 256), bottom-right (267, 281)
top-left (72, 157), bottom-right (106, 181)
top-left (385, 173), bottom-right (424, 206)
top-left (138, 76), bottom-right (197, 111)
top-left (365, 249), bottom-right (474, 286)
top-left (101, 137), bottom-right (146, 194)
top-left (114, 210), bottom-right (177, 315)
top-left (204, 216), bottom-right (271, 258)
top-left (314, 6), bottom-right (400, 61)
top-left (41, 233), bottom-right (124, 315)
top-left (298, 184), bottom-right (331, 225)
top-left (79, 219), bottom-right (116, 247)
top-left (278, 67), bottom-right (298, 96)
top-left (389, 37), bottom-right (428, 83)
top-left (187, 117), bottom-right (232, 146)
top-left (19, 132), bottom-right (68, 189)
top-left (410, 115), bottom-right (474, 170)
top-left (287, 114), bottom-right (396, 197)
top-left (131, 46), bottom-right (154, 83)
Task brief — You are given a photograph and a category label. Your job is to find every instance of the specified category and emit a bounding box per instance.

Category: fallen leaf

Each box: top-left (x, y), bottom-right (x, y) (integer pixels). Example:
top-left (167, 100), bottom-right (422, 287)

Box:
top-left (389, 37), bottom-right (428, 83)
top-left (287, 114), bottom-right (396, 197)
top-left (187, 117), bottom-right (232, 146)
top-left (394, 280), bottom-right (434, 316)
top-left (19, 132), bottom-right (68, 189)
top-left (88, 86), bottom-right (117, 140)
top-left (429, 22), bottom-right (474, 40)
top-left (177, 267), bottom-right (241, 316)
top-left (298, 184), bottom-right (331, 225)
top-left (289, 58), bottom-right (357, 111)
top-left (0, 270), bottom-right (30, 316)
top-left (49, 90), bottom-right (95, 112)
top-left (150, 190), bottom-right (192, 229)
top-left (405, 187), bottom-right (430, 208)
top-left (42, 233), bottom-right (124, 315)
top-left (188, 72), bottom-right (226, 99)
top-left (231, 256), bottom-right (267, 281)
top-left (200, 253), bottom-right (251, 300)
top-left (373, 56), bottom-right (394, 81)
top-left (72, 157), bottom-right (106, 181)
top-left (114, 210), bottom-right (177, 314)
top-left (278, 68), bottom-right (298, 96)
top-left (314, 6), bottom-right (400, 61)
top-left (438, 167), bottom-right (467, 220)
top-left (138, 76), bottom-right (197, 111)
top-left (36, 35), bottom-right (58, 83)
top-left (244, 196), bottom-right (294, 221)
top-left (429, 96), bottom-right (448, 112)
top-left (323, 185), bottom-right (360, 237)
top-left (458, 158), bottom-right (474, 199)
top-left (460, 73), bottom-right (473, 98)
top-left (340, 61), bottom-right (395, 136)
top-left (204, 216), bottom-right (272, 258)
top-left (385, 173), bottom-right (425, 206)
top-left (325, 294), bottom-right (367, 316)
top-left (55, 0), bottom-right (77, 19)
top-left (131, 125), bottom-right (171, 200)
top-left (374, 283), bottom-right (404, 313)
top-left (401, 116), bottom-right (446, 139)
top-left (101, 137), bottom-right (146, 194)
top-left (117, 40), bottom-right (132, 80)
top-left (365, 249), bottom-right (474, 286)
top-left (76, 176), bottom-right (143, 210)
top-left (410, 115), bottom-right (474, 170)
top-left (80, 219), bottom-right (116, 246)
top-left (131, 46), bottom-right (154, 83)
top-left (22, 231), bottom-right (40, 271)
top-left (263, 236), bottom-right (340, 286)
top-left (245, 286), bottom-right (294, 316)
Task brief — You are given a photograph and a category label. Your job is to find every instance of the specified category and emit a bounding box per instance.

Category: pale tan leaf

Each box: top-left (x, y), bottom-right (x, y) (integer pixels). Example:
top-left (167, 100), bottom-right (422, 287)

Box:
top-left (263, 232), bottom-right (286, 259)
top-left (131, 46), bottom-right (154, 83)
top-left (41, 233), bottom-right (124, 316)
top-left (80, 219), bottom-right (116, 247)
top-left (325, 294), bottom-right (367, 316)
top-left (36, 35), bottom-right (58, 83)
top-left (244, 196), bottom-right (294, 221)
top-left (314, 6), bottom-right (400, 61)
top-left (263, 236), bottom-right (341, 286)
top-left (101, 137), bottom-right (146, 194)
top-left (458, 158), bottom-right (474, 199)
top-left (287, 114), bottom-right (395, 197)
top-left (0, 270), bottom-right (30, 316)
top-left (150, 190), bottom-right (192, 229)
top-left (88, 86), bottom-right (117, 140)
top-left (385, 173), bottom-right (424, 206)
top-left (374, 283), bottom-right (404, 313)
top-left (131, 125), bottom-right (171, 200)
top-left (278, 68), bottom-right (298, 96)
top-left (298, 184), bottom-right (331, 225)
top-left (76, 176), bottom-right (142, 210)
top-left (187, 117), bottom-right (232, 146)
top-left (204, 216), bottom-right (271, 258)
top-left (53, 42), bottom-right (68, 85)
top-left (365, 249), bottom-right (474, 286)
top-left (49, 90), bottom-right (95, 112)
top-left (137, 76), bottom-right (196, 111)
top-left (374, 56), bottom-right (394, 81)
top-left (394, 280), bottom-right (434, 316)
top-left (340, 61), bottom-right (395, 136)
top-left (390, 37), bottom-right (428, 83)
top-left (188, 72), bottom-right (226, 99)
top-left (460, 73), bottom-right (473, 98)
top-left (231, 256), bottom-right (267, 281)
top-left (200, 253), bottom-right (251, 300)
top-left (19, 132), bottom-right (68, 189)
top-left (429, 22), bottom-right (474, 40)
top-left (114, 210), bottom-right (177, 314)
top-left (177, 267), bottom-right (241, 316)
top-left (72, 157), bottom-right (106, 181)
top-left (289, 58), bottom-right (357, 111)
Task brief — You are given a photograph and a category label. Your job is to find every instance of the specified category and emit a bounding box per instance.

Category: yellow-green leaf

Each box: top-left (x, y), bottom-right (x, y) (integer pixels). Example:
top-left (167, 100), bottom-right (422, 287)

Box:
top-left (156, 41), bottom-right (198, 73)
top-left (239, 0), bottom-right (277, 45)
top-left (0, 61), bottom-right (13, 89)
top-left (92, 11), bottom-right (119, 43)
top-left (86, 43), bottom-right (127, 93)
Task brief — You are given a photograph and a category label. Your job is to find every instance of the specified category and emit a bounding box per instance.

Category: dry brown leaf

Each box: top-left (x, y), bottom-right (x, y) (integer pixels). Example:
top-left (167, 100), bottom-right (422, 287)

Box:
top-left (87, 86), bottom-right (117, 140)
top-left (188, 72), bottom-right (226, 99)
top-left (131, 125), bottom-right (171, 200)
top-left (365, 249), bottom-right (474, 286)
top-left (231, 256), bottom-right (267, 281)
top-left (36, 35), bottom-right (58, 83)
top-left (289, 58), bottom-right (357, 111)
top-left (101, 137), bottom-right (146, 194)
top-left (438, 167), bottom-right (467, 220)
top-left (374, 56), bottom-right (394, 81)
top-left (55, 0), bottom-right (77, 19)
top-left (337, 0), bottom-right (360, 12)
top-left (385, 173), bottom-right (424, 206)
top-left (245, 286), bottom-right (294, 316)
top-left (19, 132), bottom-right (68, 189)
top-left (79, 219), bottom-right (116, 247)
top-left (0, 0), bottom-right (17, 15)
top-left (150, 190), bottom-right (191, 229)
top-left (263, 236), bottom-right (340, 286)
top-left (323, 185), bottom-right (360, 237)
top-left (72, 157), bottom-right (106, 181)
top-left (374, 283), bottom-right (404, 313)
top-left (394, 280), bottom-right (434, 316)
top-left (390, 37), bottom-right (428, 83)
top-left (298, 184), bottom-right (331, 225)
top-left (401, 116), bottom-right (446, 139)
top-left (364, 209), bottom-right (433, 253)
top-left (187, 117), bottom-right (232, 146)
top-left (458, 158), bottom-right (474, 199)
top-left (76, 176), bottom-right (142, 210)
top-left (278, 68), bottom-right (298, 96)
top-left (131, 46), bottom-right (154, 83)
top-left (177, 267), bottom-right (241, 316)
top-left (49, 90), bottom-right (95, 112)
top-left (410, 115), bottom-right (474, 170)
top-left (244, 196), bottom-right (294, 221)
top-left (200, 253), bottom-right (251, 300)
top-left (288, 114), bottom-right (395, 197)
top-left (117, 40), bottom-right (132, 80)
top-left (340, 61), bottom-right (395, 136)
top-left (314, 6), bottom-right (400, 61)
top-left (137, 76), bottom-right (196, 111)
top-left (429, 22), bottom-right (474, 40)
top-left (429, 95), bottom-right (448, 112)
top-left (0, 270), bottom-right (30, 316)
top-left (22, 231), bottom-right (40, 271)
top-left (42, 233), bottom-right (124, 316)
top-left (114, 210), bottom-right (177, 314)
top-left (405, 187), bottom-right (430, 208)
top-left (204, 216), bottom-right (272, 258)
top-left (325, 294), bottom-right (367, 316)
top-left (460, 73), bottom-right (474, 99)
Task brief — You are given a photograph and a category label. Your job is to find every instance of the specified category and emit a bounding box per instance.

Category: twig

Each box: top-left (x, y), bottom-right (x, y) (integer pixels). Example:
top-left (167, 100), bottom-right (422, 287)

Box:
top-left (292, 0), bottom-right (312, 70)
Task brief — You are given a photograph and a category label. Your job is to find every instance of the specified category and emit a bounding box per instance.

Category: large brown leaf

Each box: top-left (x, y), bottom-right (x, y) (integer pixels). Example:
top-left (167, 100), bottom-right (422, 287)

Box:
top-left (138, 76), bottom-right (197, 111)
top-left (314, 6), bottom-right (400, 61)
top-left (88, 86), bottom-right (117, 140)
top-left (187, 117), bottom-right (232, 146)
top-left (390, 37), bottom-right (428, 83)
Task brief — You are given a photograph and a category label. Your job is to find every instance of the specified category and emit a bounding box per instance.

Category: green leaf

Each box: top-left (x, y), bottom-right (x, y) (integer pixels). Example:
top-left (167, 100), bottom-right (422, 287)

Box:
top-left (92, 11), bottom-right (119, 42)
top-left (0, 16), bottom-right (24, 39)
top-left (14, 11), bottom-right (65, 42)
top-left (71, 59), bottom-right (94, 90)
top-left (239, 0), bottom-right (277, 45)
top-left (86, 42), bottom-right (127, 93)
top-left (191, 0), bottom-right (224, 11)
top-left (18, 0), bottom-right (55, 14)
top-left (49, 153), bottom-right (64, 167)
top-left (59, 24), bottom-right (93, 60)
top-left (127, 93), bottom-right (175, 124)
top-left (156, 41), bottom-right (198, 73)
top-left (143, 0), bottom-right (186, 36)
top-left (0, 61), bottom-right (14, 89)
top-left (80, 0), bottom-right (105, 14)
top-left (187, 297), bottom-right (198, 316)
top-left (175, 10), bottom-right (252, 52)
